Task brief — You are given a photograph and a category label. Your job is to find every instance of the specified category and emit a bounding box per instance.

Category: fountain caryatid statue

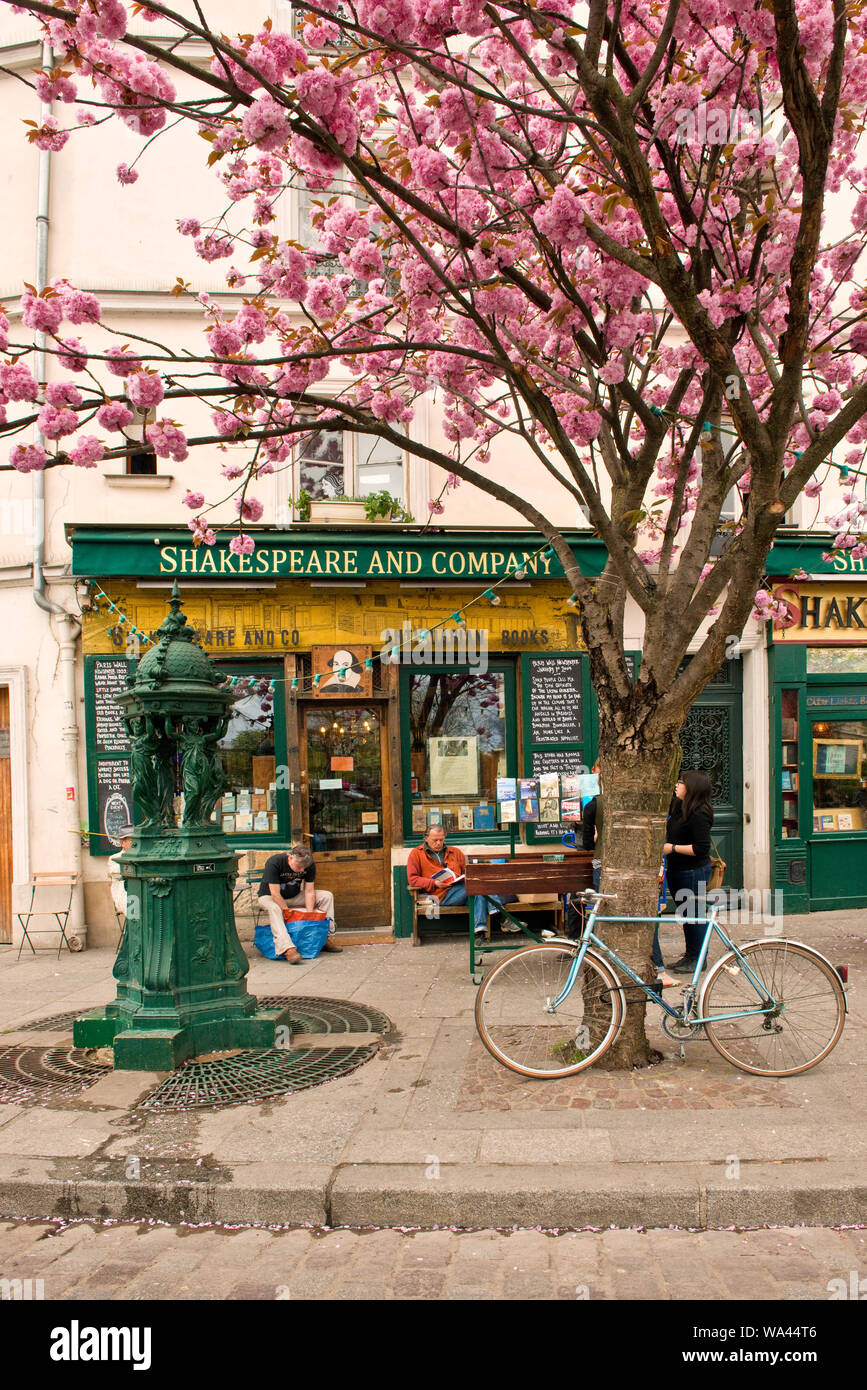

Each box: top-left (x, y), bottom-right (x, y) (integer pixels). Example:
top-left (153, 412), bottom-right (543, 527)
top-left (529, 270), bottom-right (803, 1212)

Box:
top-left (74, 584), bottom-right (290, 1070)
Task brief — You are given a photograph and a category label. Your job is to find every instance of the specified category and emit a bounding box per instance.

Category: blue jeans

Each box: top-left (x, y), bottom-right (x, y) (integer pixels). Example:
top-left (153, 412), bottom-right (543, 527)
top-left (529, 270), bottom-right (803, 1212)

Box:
top-left (664, 862), bottom-right (711, 962)
top-left (441, 884), bottom-right (513, 930)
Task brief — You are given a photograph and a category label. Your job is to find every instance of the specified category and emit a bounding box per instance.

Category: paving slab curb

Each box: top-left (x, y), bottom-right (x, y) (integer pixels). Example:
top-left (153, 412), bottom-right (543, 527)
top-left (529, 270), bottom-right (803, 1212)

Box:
top-left (0, 1161), bottom-right (864, 1231)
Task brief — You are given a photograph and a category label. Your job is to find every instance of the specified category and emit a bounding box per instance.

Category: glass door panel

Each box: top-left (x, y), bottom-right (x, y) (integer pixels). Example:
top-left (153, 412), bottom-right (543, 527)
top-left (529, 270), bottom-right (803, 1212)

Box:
top-left (305, 705), bottom-right (384, 851)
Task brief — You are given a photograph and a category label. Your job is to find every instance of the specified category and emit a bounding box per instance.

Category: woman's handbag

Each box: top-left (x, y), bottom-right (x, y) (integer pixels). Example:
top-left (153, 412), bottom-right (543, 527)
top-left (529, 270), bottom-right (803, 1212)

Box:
top-left (708, 839), bottom-right (726, 892)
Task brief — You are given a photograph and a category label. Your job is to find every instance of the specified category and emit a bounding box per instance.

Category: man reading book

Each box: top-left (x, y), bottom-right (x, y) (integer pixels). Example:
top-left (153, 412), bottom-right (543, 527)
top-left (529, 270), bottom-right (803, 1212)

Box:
top-left (406, 825), bottom-right (513, 935)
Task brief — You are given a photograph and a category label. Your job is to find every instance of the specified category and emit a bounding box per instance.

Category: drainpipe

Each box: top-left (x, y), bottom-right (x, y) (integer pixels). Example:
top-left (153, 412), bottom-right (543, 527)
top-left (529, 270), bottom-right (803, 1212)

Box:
top-left (31, 40), bottom-right (87, 949)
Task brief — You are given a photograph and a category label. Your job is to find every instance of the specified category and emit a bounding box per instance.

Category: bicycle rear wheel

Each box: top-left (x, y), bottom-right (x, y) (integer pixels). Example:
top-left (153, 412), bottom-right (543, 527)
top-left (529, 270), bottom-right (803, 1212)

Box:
top-left (475, 944), bottom-right (624, 1078)
top-left (700, 940), bottom-right (846, 1077)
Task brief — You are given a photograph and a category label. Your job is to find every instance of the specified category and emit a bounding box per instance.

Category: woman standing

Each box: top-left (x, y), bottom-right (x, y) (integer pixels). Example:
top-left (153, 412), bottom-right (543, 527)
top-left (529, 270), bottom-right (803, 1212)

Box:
top-left (660, 770), bottom-right (714, 975)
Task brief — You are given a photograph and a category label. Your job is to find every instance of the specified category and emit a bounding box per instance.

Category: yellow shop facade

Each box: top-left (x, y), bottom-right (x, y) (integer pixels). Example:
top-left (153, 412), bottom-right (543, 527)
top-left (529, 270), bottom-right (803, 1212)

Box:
top-left (70, 523), bottom-right (611, 940)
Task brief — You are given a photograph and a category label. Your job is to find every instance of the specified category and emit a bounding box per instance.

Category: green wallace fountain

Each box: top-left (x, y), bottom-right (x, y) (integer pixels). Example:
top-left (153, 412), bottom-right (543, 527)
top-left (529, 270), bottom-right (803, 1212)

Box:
top-left (74, 584), bottom-right (290, 1070)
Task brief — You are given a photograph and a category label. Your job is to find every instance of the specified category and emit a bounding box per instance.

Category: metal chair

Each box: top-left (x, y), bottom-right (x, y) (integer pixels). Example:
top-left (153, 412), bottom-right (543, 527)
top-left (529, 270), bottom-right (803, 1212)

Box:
top-left (16, 874), bottom-right (79, 958)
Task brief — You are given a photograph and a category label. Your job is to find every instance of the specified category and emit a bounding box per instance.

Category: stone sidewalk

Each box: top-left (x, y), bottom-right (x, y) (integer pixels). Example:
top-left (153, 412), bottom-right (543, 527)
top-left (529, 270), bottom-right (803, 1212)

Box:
top-left (2, 1219), bottom-right (864, 1301)
top-left (0, 909), bottom-right (864, 1231)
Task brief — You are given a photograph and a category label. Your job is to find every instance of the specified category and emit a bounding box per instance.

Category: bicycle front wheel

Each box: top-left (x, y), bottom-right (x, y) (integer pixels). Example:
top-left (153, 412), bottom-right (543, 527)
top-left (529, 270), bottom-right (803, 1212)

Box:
top-left (475, 944), bottom-right (624, 1078)
top-left (700, 940), bottom-right (846, 1077)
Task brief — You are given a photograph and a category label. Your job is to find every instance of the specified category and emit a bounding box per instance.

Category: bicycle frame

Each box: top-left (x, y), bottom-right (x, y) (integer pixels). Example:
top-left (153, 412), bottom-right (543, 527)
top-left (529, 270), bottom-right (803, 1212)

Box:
top-left (551, 902), bottom-right (778, 1025)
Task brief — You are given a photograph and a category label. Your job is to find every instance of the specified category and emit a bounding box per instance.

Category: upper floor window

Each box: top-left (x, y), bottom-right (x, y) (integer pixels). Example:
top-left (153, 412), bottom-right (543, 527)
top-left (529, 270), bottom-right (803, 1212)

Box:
top-left (123, 404), bottom-right (157, 476)
top-left (297, 423), bottom-right (406, 503)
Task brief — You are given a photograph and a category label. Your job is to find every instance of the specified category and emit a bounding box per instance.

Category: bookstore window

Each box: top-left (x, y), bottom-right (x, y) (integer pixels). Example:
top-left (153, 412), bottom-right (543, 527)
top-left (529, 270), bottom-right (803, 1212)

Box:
top-left (216, 669), bottom-right (285, 837)
top-left (812, 719), bottom-right (867, 833)
top-left (402, 666), bottom-right (516, 836)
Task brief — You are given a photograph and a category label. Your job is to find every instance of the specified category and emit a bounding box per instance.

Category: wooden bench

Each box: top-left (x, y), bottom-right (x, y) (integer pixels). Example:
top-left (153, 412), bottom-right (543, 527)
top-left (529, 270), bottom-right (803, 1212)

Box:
top-left (407, 850), bottom-right (568, 949)
top-left (465, 854), bottom-right (595, 981)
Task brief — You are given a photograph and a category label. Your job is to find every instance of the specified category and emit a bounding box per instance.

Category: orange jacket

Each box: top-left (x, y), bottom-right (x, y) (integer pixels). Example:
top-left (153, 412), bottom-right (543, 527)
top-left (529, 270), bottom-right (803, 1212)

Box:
top-left (406, 843), bottom-right (467, 899)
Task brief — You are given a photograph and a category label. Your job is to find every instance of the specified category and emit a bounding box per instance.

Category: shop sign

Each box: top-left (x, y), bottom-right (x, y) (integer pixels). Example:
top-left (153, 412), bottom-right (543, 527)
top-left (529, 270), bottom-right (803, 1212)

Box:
top-left (771, 583), bottom-right (867, 642)
top-left (807, 693), bottom-right (867, 708)
top-left (156, 543), bottom-right (558, 580)
top-left (69, 527), bottom-right (608, 581)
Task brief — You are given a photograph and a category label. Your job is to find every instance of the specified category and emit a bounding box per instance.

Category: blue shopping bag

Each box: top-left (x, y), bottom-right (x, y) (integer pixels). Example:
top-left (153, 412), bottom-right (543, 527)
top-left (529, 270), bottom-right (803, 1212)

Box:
top-left (254, 909), bottom-right (331, 961)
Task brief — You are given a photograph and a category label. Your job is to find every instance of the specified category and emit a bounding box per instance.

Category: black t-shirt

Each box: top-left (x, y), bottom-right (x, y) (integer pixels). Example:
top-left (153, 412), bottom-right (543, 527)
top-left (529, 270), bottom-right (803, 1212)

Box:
top-left (666, 807), bottom-right (712, 874)
top-left (581, 797), bottom-right (598, 853)
top-left (259, 854), bottom-right (316, 901)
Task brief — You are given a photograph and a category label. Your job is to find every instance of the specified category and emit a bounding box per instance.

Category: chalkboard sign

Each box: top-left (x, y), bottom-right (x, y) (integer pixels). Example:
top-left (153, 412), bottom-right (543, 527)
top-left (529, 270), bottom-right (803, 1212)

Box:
top-left (529, 656), bottom-right (583, 743)
top-left (92, 659), bottom-right (131, 754)
top-left (530, 749), bottom-right (589, 839)
top-left (95, 758), bottom-right (133, 853)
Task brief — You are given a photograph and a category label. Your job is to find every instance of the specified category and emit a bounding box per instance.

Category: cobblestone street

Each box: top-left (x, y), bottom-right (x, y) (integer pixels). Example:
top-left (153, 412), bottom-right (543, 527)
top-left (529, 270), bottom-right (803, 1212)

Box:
top-left (1, 1219), bottom-right (864, 1302)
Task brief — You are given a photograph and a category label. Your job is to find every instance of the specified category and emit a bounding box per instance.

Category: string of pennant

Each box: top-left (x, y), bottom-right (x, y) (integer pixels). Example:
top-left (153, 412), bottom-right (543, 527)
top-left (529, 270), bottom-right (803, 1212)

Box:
top-left (89, 585), bottom-right (155, 647)
top-left (86, 539), bottom-right (573, 696)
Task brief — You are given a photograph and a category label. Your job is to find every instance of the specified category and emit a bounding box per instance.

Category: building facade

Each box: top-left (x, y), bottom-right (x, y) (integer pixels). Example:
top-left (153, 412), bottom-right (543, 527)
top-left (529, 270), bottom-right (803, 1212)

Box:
top-left (1, 6), bottom-right (863, 949)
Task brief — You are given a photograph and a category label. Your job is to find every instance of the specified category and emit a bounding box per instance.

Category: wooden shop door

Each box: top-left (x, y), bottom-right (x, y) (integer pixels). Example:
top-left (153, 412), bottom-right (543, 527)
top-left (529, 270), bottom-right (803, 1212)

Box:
top-left (299, 702), bottom-right (391, 931)
top-left (0, 688), bottom-right (11, 943)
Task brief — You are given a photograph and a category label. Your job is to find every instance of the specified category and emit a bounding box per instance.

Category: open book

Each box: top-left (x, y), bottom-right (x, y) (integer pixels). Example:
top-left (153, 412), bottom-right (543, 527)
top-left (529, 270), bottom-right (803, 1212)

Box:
top-left (431, 868), bottom-right (465, 886)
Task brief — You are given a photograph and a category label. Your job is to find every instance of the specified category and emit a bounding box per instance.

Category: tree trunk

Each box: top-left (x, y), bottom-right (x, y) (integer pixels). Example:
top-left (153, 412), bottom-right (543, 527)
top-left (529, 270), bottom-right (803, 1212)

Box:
top-left (593, 740), bottom-right (684, 1069)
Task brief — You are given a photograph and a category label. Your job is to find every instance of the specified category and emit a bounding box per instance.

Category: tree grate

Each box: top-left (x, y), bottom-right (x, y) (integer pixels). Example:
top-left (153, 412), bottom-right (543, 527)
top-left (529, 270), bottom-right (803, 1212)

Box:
top-left (0, 1045), bottom-right (111, 1105)
top-left (10, 1011), bottom-right (85, 1034)
top-left (1, 997), bottom-right (391, 1111)
top-left (137, 996), bottom-right (391, 1111)
top-left (137, 1043), bottom-right (380, 1111)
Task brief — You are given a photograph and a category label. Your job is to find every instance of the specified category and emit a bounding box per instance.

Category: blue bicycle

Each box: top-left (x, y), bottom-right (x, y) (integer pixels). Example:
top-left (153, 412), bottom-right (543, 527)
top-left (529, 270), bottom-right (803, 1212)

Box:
top-left (475, 890), bottom-right (847, 1079)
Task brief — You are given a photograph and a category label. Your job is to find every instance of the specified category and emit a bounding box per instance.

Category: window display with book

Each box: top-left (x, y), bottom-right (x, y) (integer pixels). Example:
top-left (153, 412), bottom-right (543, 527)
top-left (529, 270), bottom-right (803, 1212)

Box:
top-left (811, 717), bottom-right (867, 833)
top-left (404, 668), bottom-right (516, 836)
top-left (216, 669), bottom-right (284, 838)
top-left (779, 690), bottom-right (800, 839)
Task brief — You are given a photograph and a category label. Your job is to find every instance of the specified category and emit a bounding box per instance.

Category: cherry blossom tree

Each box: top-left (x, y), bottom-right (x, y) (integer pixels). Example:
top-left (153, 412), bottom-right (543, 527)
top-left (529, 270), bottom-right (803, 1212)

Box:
top-left (4, 0), bottom-right (867, 1063)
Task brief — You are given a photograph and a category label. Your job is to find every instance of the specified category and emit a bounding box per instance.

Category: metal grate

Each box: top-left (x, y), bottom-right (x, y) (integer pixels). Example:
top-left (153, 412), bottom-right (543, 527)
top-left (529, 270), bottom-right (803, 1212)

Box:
top-left (0, 1045), bottom-right (111, 1105)
top-left (10, 1010), bottom-right (85, 1034)
top-left (255, 995), bottom-right (392, 1036)
top-left (137, 995), bottom-right (391, 1111)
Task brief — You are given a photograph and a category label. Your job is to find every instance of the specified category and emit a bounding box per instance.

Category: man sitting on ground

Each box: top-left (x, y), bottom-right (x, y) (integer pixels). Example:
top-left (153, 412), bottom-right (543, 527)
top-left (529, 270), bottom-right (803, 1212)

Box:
top-left (257, 843), bottom-right (342, 964)
top-left (407, 825), bottom-right (514, 935)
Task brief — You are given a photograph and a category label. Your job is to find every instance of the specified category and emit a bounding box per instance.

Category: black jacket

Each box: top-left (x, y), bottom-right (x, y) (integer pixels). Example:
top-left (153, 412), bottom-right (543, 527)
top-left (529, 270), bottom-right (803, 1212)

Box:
top-left (666, 806), bottom-right (712, 874)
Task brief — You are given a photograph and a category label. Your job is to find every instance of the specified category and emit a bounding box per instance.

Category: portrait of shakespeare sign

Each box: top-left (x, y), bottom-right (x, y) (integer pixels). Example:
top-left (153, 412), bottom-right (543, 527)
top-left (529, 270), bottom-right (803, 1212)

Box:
top-left (311, 645), bottom-right (374, 699)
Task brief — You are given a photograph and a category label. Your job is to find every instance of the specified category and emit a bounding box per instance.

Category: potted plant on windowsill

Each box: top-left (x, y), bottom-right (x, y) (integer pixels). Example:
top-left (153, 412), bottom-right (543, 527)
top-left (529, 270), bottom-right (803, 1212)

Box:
top-left (363, 490), bottom-right (414, 523)
top-left (308, 494), bottom-right (368, 522)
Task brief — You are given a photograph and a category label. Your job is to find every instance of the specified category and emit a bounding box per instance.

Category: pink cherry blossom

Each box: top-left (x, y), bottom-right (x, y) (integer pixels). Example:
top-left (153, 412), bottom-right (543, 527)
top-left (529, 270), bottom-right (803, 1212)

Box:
top-left (68, 435), bottom-right (105, 467)
top-left (146, 420), bottom-right (188, 462)
top-left (0, 363), bottom-right (39, 402)
top-left (97, 401), bottom-right (134, 431)
top-left (10, 443), bottom-right (47, 473)
top-left (236, 496), bottom-right (264, 522)
top-left (38, 403), bottom-right (78, 438)
top-left (35, 71), bottom-right (77, 103)
top-left (54, 283), bottom-right (101, 324)
top-left (105, 345), bottom-right (142, 377)
top-left (21, 289), bottom-right (62, 334)
top-left (183, 490), bottom-right (205, 509)
top-left (127, 372), bottom-right (164, 408)
top-left (29, 118), bottom-right (69, 152)
top-left (188, 517), bottom-right (216, 545)
top-left (57, 338), bottom-right (88, 371)
top-left (45, 381), bottom-right (82, 409)
top-left (229, 532), bottom-right (256, 555)
top-left (116, 163), bottom-right (138, 185)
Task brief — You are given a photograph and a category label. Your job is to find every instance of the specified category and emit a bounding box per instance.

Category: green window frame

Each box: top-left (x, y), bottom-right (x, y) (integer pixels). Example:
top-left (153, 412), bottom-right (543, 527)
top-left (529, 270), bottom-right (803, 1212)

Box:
top-left (214, 660), bottom-right (289, 846)
top-left (400, 661), bottom-right (518, 843)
